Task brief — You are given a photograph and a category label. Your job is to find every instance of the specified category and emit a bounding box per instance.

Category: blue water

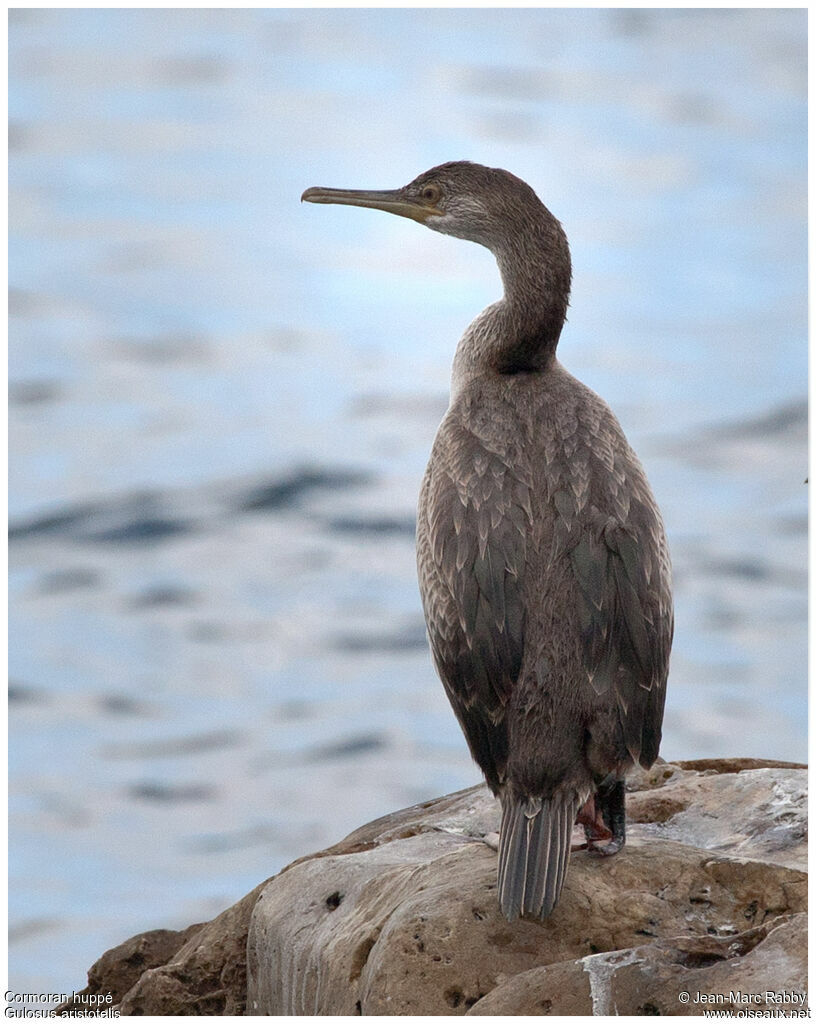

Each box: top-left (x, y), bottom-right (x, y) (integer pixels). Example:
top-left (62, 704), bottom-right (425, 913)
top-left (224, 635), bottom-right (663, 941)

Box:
top-left (9, 8), bottom-right (807, 999)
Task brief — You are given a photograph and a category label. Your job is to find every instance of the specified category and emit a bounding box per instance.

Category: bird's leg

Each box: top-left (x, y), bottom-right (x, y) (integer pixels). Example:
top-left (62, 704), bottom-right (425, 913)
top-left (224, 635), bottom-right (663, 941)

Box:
top-left (574, 793), bottom-right (614, 852)
top-left (586, 778), bottom-right (626, 857)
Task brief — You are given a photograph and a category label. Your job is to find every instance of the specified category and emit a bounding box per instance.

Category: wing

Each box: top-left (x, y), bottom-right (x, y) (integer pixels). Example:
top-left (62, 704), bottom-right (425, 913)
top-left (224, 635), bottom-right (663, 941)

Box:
top-left (560, 479), bottom-right (673, 768)
top-left (417, 421), bottom-right (532, 792)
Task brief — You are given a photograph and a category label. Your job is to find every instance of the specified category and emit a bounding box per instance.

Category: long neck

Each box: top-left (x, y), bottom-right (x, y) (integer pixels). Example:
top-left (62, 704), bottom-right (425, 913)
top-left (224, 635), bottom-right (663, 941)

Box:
top-left (451, 216), bottom-right (571, 389)
top-left (496, 223), bottom-right (571, 364)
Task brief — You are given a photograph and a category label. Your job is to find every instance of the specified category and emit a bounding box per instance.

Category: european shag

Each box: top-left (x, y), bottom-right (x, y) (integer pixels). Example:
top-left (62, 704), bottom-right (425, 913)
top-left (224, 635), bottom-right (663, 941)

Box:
top-left (302, 161), bottom-right (673, 921)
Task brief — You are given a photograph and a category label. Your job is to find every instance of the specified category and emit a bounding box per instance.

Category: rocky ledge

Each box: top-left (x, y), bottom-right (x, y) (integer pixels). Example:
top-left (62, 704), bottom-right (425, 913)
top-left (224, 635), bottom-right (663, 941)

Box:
top-left (58, 758), bottom-right (807, 1016)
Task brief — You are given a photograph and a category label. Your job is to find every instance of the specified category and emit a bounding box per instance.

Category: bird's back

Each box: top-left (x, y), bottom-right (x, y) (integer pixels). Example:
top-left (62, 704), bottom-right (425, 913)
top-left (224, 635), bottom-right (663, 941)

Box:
top-left (417, 360), bottom-right (672, 914)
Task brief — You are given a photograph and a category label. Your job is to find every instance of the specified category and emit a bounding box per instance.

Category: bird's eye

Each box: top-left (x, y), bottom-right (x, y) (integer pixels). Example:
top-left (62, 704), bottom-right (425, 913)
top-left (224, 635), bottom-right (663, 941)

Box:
top-left (421, 185), bottom-right (441, 204)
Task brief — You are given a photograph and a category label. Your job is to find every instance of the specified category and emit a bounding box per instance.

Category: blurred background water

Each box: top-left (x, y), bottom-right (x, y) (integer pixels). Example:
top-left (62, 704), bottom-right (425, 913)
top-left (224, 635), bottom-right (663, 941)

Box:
top-left (8, 7), bottom-right (807, 997)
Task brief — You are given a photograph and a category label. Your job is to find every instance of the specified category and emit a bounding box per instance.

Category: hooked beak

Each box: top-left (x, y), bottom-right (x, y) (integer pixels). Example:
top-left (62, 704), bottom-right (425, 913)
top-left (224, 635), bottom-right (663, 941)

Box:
top-left (301, 186), bottom-right (439, 224)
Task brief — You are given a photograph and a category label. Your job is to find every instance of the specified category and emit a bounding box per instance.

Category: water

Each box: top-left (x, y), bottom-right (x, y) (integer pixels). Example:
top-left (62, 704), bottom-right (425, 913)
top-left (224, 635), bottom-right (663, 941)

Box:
top-left (8, 8), bottom-right (807, 998)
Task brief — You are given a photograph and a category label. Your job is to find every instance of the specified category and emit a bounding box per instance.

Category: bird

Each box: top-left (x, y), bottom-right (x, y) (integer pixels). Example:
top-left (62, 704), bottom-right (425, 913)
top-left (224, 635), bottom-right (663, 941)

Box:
top-left (302, 161), bottom-right (673, 921)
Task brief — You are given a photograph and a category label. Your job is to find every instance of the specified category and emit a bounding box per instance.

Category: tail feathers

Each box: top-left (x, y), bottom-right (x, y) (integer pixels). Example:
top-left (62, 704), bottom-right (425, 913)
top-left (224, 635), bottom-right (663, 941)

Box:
top-left (497, 794), bottom-right (579, 921)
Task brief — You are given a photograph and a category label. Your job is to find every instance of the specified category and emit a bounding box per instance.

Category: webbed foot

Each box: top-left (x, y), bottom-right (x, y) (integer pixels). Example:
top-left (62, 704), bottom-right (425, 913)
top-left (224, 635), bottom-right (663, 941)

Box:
top-left (482, 830), bottom-right (500, 852)
top-left (584, 777), bottom-right (626, 857)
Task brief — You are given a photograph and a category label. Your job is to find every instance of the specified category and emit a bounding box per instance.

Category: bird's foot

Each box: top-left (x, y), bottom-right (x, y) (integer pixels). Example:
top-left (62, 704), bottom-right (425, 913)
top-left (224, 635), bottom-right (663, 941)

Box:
top-left (586, 834), bottom-right (625, 857)
top-left (482, 830), bottom-right (500, 852)
top-left (575, 795), bottom-right (614, 842)
top-left (584, 778), bottom-right (626, 858)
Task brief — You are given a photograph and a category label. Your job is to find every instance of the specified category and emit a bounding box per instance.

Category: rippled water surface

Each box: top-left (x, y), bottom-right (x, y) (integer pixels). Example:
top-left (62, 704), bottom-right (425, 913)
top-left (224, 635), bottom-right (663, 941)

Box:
top-left (9, 8), bottom-right (807, 996)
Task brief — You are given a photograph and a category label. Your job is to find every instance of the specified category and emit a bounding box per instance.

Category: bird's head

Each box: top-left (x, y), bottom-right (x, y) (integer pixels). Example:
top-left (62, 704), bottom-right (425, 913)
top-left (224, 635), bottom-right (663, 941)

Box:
top-left (302, 161), bottom-right (553, 252)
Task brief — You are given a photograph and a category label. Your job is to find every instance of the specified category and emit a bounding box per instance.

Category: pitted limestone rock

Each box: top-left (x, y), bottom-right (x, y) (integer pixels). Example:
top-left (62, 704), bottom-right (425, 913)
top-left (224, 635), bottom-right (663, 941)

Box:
top-left (247, 762), bottom-right (806, 1015)
top-left (59, 760), bottom-right (807, 1016)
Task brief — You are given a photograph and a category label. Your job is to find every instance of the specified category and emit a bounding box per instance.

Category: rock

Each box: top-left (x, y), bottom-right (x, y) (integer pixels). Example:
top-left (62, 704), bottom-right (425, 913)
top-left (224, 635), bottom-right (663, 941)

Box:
top-left (116, 881), bottom-right (260, 1016)
top-left (468, 914), bottom-right (807, 1015)
top-left (56, 923), bottom-right (204, 1013)
top-left (57, 879), bottom-right (271, 1017)
top-left (60, 759), bottom-right (807, 1016)
top-left (625, 759), bottom-right (807, 870)
top-left (246, 762), bottom-right (807, 1015)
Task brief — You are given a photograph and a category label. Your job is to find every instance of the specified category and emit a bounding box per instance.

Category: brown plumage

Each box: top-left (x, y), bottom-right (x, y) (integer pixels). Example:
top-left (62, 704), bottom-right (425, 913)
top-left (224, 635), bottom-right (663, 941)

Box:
top-left (303, 161), bottom-right (673, 921)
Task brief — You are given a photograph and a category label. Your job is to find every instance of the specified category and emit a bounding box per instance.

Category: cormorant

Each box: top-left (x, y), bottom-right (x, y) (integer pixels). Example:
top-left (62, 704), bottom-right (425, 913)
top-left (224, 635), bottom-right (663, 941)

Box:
top-left (302, 161), bottom-right (673, 921)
